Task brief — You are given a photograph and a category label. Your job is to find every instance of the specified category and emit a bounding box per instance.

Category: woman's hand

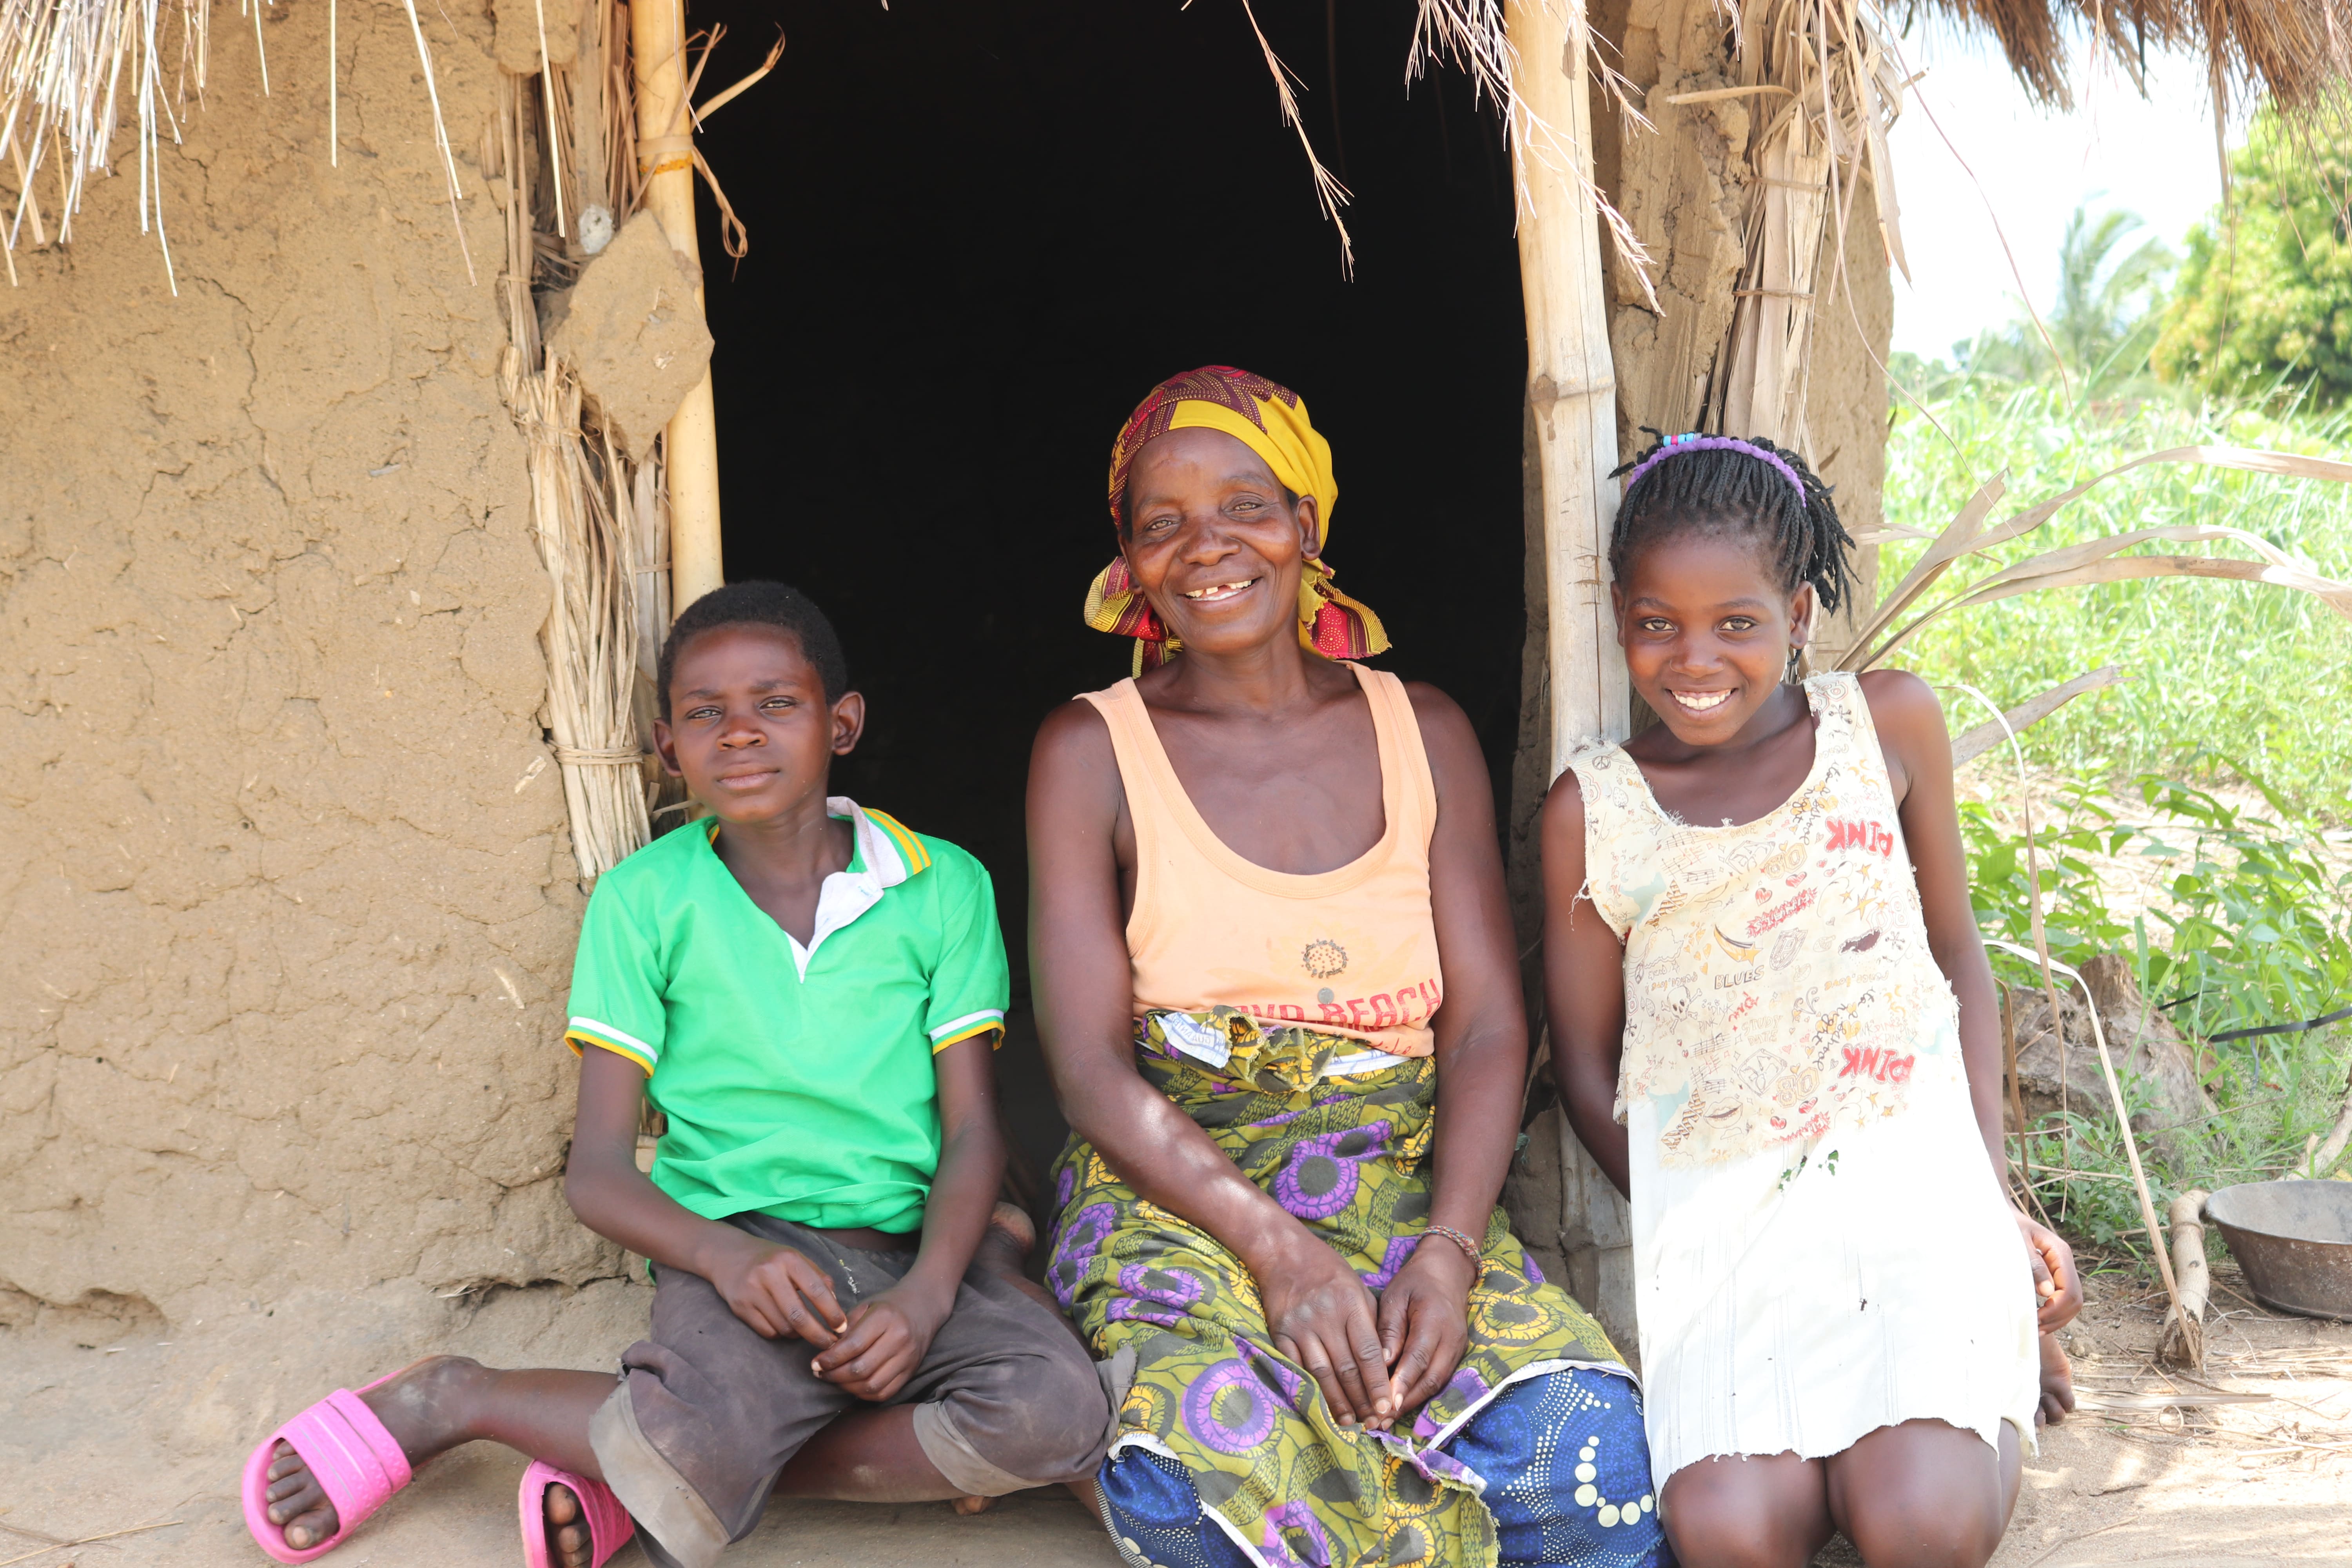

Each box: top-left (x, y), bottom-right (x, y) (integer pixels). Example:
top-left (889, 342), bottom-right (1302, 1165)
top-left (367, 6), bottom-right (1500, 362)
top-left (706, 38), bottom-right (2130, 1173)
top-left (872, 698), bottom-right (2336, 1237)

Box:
top-left (1376, 1240), bottom-right (1476, 1426)
top-left (707, 1237), bottom-right (850, 1347)
top-left (2018, 1211), bottom-right (2082, 1331)
top-left (811, 1287), bottom-right (949, 1402)
top-left (1258, 1234), bottom-right (1399, 1430)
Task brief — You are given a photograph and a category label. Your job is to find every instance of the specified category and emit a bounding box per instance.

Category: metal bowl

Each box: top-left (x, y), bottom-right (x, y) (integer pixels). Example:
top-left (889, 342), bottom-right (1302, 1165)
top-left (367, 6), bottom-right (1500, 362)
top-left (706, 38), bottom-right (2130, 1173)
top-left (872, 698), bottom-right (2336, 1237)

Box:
top-left (2205, 1180), bottom-right (2352, 1321)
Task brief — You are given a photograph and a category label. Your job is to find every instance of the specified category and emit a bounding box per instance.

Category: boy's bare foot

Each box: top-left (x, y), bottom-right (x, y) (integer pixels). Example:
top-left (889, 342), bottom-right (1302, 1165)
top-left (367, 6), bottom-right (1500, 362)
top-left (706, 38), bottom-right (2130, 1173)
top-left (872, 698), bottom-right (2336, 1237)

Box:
top-left (2037, 1330), bottom-right (2076, 1426)
top-left (949, 1493), bottom-right (998, 1515)
top-left (264, 1357), bottom-right (482, 1552)
top-left (260, 1356), bottom-right (603, 1568)
top-left (543, 1479), bottom-right (596, 1568)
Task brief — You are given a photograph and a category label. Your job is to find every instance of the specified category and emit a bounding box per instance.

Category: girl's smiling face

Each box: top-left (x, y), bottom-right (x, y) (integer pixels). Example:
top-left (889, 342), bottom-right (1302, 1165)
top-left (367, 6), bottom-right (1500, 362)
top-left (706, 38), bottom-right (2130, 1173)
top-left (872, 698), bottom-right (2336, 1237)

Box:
top-left (1121, 427), bottom-right (1318, 659)
top-left (1613, 530), bottom-right (1816, 746)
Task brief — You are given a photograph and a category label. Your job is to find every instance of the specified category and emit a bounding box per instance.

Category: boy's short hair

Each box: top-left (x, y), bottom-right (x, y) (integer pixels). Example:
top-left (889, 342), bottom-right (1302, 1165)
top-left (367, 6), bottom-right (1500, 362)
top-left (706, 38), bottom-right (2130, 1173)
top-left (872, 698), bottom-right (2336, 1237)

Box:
top-left (657, 582), bottom-right (851, 719)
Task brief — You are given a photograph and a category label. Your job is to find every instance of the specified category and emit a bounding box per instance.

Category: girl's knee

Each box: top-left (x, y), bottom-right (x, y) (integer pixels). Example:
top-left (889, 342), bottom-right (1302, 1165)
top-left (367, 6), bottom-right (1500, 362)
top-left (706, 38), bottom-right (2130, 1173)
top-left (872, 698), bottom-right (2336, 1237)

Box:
top-left (1658, 1456), bottom-right (1828, 1568)
top-left (1660, 1509), bottom-right (1819, 1568)
top-left (1837, 1493), bottom-right (2004, 1568)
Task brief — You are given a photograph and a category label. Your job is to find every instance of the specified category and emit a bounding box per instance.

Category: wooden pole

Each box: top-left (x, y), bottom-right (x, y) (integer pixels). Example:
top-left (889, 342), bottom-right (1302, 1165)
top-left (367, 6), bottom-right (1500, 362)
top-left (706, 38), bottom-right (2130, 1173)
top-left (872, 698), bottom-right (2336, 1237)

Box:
top-left (1507, 0), bottom-right (1630, 768)
top-left (1508, 0), bottom-right (1636, 1353)
top-left (632, 0), bottom-right (724, 615)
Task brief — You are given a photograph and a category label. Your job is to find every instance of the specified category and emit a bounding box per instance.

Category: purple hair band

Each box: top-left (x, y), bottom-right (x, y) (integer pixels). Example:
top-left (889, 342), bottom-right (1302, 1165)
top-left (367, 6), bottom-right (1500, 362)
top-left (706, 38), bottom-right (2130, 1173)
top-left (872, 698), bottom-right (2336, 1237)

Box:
top-left (1623, 433), bottom-right (1808, 503)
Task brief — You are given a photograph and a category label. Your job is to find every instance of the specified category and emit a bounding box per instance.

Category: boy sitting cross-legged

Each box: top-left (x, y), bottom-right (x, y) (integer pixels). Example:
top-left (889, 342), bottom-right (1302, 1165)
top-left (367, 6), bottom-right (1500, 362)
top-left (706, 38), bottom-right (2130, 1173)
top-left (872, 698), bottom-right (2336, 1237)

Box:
top-left (242, 583), bottom-right (1113, 1568)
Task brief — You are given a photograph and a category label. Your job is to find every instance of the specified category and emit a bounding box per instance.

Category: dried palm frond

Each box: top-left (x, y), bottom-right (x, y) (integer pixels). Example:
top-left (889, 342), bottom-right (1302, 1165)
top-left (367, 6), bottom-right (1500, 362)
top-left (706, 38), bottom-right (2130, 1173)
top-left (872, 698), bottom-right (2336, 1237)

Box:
top-left (1948, 662), bottom-right (2127, 766)
top-left (1838, 445), bottom-right (2352, 673)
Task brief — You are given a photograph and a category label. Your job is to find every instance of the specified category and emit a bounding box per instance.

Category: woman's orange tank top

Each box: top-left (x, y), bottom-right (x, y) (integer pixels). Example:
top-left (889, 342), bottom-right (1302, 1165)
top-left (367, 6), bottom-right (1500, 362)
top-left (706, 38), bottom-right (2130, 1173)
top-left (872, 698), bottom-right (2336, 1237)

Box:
top-left (1079, 662), bottom-right (1445, 1059)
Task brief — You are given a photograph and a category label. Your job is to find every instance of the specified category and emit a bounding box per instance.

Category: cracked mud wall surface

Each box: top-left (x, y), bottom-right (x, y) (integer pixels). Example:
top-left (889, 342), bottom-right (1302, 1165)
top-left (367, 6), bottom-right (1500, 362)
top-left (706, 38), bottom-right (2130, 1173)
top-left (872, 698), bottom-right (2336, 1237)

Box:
top-left (0, 0), bottom-right (618, 1326)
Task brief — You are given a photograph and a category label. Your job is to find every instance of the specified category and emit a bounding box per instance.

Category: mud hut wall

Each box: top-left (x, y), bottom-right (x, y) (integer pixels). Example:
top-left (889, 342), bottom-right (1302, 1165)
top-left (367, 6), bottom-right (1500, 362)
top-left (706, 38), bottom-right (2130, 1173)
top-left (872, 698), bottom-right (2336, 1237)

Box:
top-left (0, 2), bottom-right (619, 1329)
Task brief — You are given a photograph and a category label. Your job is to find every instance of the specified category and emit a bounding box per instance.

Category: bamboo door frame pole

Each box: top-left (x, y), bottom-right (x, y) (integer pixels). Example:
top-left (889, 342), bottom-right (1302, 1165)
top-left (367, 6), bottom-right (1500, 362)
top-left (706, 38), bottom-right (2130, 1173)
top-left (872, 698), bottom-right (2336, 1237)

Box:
top-left (1507, 0), bottom-right (1630, 768)
top-left (632, 0), bottom-right (724, 614)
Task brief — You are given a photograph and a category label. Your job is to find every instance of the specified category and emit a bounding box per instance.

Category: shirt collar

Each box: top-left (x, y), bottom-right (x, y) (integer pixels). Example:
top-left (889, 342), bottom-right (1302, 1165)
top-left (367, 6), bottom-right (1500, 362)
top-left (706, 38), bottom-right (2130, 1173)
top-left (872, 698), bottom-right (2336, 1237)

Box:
top-left (833, 796), bottom-right (922, 889)
top-left (703, 797), bottom-right (925, 979)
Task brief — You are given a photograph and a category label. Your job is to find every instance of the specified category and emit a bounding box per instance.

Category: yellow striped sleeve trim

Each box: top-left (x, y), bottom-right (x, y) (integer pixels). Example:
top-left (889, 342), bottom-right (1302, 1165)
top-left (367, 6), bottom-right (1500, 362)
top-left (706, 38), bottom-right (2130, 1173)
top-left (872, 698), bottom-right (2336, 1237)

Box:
top-left (864, 809), bottom-right (931, 876)
top-left (565, 1025), bottom-right (656, 1076)
top-left (930, 1019), bottom-right (1005, 1053)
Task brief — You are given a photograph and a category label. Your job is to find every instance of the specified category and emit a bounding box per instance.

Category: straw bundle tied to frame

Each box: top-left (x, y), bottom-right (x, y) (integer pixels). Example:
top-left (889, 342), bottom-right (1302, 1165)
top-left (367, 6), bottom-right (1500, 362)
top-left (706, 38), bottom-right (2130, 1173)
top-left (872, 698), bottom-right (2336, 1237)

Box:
top-left (489, 54), bottom-right (668, 881)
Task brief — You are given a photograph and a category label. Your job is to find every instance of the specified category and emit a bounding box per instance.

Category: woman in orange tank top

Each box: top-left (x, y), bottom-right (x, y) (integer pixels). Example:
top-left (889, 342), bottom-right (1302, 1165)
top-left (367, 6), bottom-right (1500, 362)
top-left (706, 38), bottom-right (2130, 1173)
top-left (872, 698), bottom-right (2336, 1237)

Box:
top-left (1030, 368), bottom-right (1664, 1568)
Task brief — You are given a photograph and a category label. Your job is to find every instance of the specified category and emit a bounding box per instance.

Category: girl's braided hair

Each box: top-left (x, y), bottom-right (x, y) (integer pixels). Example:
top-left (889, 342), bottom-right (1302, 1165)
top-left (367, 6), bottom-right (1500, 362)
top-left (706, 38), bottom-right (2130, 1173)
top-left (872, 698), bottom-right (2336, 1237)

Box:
top-left (1607, 429), bottom-right (1858, 615)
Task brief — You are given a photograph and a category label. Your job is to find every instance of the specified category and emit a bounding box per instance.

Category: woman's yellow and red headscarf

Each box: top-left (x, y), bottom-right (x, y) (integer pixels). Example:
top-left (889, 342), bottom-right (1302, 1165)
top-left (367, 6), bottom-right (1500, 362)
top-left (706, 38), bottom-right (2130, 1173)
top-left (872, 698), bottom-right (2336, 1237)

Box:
top-left (1084, 366), bottom-right (1389, 674)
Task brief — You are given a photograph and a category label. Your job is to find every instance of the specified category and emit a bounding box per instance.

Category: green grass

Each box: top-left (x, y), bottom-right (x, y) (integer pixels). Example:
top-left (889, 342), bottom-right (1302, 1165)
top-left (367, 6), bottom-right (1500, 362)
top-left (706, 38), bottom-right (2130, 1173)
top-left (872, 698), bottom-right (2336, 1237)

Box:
top-left (1882, 380), bottom-right (2352, 820)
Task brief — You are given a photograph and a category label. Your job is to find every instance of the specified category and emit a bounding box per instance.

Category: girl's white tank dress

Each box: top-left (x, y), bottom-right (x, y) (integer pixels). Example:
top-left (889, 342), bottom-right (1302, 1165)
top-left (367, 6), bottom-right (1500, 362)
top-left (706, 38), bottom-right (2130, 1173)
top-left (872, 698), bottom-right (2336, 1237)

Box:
top-left (1564, 672), bottom-right (2038, 1484)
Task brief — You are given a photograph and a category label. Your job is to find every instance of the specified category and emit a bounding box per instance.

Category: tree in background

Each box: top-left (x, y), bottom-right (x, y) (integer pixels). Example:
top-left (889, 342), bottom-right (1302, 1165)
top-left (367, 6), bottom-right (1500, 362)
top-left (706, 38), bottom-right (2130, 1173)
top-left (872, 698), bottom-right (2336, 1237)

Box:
top-left (1955, 204), bottom-right (2176, 395)
top-left (2154, 110), bottom-right (2352, 406)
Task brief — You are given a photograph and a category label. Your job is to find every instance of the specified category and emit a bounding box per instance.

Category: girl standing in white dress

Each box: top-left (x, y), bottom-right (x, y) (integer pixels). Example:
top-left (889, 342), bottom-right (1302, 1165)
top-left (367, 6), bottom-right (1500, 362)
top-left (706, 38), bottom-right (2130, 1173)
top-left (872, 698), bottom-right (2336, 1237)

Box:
top-left (1541, 432), bottom-right (2080, 1567)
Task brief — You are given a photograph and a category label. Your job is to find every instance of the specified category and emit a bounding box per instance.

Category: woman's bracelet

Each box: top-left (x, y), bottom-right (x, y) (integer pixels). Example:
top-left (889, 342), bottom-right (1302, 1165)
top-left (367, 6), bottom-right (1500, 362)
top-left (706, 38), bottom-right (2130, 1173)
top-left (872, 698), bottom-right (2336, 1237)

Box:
top-left (1420, 1223), bottom-right (1484, 1270)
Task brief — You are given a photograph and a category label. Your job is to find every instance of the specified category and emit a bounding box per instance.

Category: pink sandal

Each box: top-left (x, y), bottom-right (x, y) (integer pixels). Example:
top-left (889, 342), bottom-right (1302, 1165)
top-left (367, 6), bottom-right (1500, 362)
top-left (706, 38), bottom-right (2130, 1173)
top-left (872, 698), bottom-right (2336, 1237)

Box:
top-left (519, 1460), bottom-right (635, 1568)
top-left (240, 1372), bottom-right (414, 1563)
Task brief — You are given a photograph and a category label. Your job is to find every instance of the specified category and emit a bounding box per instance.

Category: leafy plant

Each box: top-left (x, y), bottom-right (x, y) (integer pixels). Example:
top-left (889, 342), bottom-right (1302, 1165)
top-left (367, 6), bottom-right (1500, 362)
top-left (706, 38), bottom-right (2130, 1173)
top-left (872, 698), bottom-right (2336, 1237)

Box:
top-left (1960, 772), bottom-right (2352, 1238)
top-left (2126, 771), bottom-right (2352, 1035)
top-left (2153, 107), bottom-right (2352, 407)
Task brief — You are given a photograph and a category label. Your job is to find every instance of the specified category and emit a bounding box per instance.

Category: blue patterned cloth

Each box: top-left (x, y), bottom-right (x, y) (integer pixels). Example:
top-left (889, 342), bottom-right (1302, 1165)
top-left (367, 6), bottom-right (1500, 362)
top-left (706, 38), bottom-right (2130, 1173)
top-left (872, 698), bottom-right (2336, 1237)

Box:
top-left (1097, 1365), bottom-right (1670, 1568)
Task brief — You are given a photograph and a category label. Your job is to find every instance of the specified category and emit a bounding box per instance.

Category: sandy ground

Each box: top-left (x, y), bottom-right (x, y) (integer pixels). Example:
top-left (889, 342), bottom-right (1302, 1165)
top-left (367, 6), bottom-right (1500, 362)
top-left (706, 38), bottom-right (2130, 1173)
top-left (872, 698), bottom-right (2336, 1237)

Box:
top-left (4, 1265), bottom-right (2345, 1568)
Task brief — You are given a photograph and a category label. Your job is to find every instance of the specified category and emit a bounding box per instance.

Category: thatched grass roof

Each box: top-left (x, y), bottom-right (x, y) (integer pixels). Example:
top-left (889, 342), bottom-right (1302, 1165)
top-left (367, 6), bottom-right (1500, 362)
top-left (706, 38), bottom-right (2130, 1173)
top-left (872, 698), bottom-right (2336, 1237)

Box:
top-left (1929, 0), bottom-right (2350, 115)
top-left (4, 0), bottom-right (2346, 284)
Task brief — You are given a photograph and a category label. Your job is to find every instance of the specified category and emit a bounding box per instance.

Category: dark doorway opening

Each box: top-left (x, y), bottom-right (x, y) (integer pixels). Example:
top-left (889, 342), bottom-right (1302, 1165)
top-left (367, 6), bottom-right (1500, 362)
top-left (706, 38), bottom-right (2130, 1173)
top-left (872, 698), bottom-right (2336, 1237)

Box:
top-left (686, 0), bottom-right (1527, 1181)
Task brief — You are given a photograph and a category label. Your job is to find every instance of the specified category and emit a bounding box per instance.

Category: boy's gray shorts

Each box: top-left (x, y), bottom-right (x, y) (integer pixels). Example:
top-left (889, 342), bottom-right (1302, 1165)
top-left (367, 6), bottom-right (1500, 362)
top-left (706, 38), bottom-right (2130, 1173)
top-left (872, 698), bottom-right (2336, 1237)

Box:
top-left (587, 1213), bottom-right (1114, 1568)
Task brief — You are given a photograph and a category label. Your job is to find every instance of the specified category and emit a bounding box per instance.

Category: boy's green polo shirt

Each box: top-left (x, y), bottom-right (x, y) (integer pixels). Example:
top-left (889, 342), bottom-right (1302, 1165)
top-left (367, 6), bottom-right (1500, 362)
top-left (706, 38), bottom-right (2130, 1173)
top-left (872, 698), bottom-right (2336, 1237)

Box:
top-left (564, 797), bottom-right (1007, 1235)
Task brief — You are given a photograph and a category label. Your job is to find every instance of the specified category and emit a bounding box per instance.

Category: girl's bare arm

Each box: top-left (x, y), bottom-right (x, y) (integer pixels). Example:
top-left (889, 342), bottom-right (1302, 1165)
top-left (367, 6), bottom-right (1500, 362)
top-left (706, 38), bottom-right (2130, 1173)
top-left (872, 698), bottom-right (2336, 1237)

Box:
top-left (1865, 668), bottom-right (2081, 1326)
top-left (1540, 769), bottom-right (1633, 1196)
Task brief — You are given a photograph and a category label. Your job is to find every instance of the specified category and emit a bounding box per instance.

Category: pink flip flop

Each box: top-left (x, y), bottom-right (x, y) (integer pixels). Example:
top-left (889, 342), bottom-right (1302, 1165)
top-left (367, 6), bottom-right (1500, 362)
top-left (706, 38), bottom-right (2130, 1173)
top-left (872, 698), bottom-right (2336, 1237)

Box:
top-left (240, 1372), bottom-right (414, 1563)
top-left (519, 1460), bottom-right (635, 1568)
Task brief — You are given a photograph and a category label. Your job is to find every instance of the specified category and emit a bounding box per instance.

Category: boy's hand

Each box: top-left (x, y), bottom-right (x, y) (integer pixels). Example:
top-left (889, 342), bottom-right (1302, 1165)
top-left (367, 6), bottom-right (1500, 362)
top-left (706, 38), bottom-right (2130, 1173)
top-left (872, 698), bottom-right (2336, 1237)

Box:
top-left (1376, 1241), bottom-right (1476, 1428)
top-left (810, 1286), bottom-right (948, 1401)
top-left (2018, 1211), bottom-right (2082, 1331)
top-left (711, 1240), bottom-right (849, 1347)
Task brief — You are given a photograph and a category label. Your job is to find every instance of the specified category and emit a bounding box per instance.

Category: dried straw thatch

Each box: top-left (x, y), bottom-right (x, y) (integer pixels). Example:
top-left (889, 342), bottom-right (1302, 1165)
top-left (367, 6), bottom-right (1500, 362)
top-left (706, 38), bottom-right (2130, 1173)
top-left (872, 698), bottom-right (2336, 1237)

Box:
top-left (1927, 0), bottom-right (2352, 117)
top-left (0, 0), bottom-right (470, 288)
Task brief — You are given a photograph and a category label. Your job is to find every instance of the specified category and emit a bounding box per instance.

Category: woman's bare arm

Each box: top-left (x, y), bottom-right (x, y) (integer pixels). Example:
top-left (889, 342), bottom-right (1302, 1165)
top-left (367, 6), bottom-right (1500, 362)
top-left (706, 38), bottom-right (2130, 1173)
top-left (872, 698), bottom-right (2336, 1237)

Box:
top-left (1540, 769), bottom-right (1633, 1196)
top-left (1373, 685), bottom-right (1525, 1411)
top-left (1027, 698), bottom-right (1399, 1426)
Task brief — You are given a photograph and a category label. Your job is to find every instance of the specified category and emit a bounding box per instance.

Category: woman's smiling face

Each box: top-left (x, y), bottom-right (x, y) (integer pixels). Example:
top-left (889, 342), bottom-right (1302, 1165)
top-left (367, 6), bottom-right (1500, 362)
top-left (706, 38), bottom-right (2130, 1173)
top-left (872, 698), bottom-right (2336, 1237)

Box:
top-left (1121, 426), bottom-right (1318, 659)
top-left (1613, 529), bottom-right (1815, 746)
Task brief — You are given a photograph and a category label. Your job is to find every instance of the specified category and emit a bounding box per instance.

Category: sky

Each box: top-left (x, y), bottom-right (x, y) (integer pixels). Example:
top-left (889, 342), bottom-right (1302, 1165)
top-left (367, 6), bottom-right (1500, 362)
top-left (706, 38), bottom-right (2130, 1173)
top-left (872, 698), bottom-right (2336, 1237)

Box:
top-left (1883, 27), bottom-right (2250, 357)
